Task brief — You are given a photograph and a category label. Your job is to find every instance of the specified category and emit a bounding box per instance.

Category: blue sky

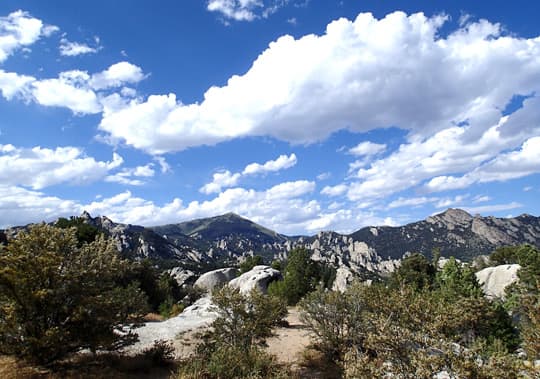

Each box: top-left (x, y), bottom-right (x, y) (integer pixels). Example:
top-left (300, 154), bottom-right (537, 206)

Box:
top-left (0, 0), bottom-right (539, 234)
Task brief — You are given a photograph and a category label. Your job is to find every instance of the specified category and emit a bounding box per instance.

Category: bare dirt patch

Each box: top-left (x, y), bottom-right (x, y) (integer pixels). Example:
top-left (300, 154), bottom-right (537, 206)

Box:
top-left (265, 307), bottom-right (312, 364)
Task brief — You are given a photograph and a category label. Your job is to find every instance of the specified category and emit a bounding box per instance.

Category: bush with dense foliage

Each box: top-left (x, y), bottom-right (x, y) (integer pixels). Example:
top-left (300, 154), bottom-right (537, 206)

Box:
top-left (121, 259), bottom-right (191, 318)
top-left (0, 224), bottom-right (147, 365)
top-left (493, 245), bottom-right (540, 360)
top-left (300, 255), bottom-right (525, 377)
top-left (268, 247), bottom-right (335, 305)
top-left (177, 285), bottom-right (288, 378)
top-left (391, 252), bottom-right (436, 290)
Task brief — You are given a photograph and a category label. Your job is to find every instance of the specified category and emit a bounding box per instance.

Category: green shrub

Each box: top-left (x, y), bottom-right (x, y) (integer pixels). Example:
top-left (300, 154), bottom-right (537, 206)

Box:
top-left (178, 346), bottom-right (291, 379)
top-left (301, 279), bottom-right (521, 376)
top-left (391, 252), bottom-right (436, 290)
top-left (176, 286), bottom-right (288, 378)
top-left (268, 247), bottom-right (325, 305)
top-left (0, 224), bottom-right (147, 365)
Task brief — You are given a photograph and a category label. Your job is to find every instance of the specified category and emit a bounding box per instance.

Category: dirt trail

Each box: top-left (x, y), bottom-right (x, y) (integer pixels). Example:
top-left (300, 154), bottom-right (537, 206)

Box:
top-left (266, 307), bottom-right (313, 363)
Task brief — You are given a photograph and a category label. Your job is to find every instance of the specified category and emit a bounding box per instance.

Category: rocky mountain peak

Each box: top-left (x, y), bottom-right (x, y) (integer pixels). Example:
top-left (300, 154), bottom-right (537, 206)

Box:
top-left (427, 208), bottom-right (473, 228)
top-left (80, 210), bottom-right (93, 220)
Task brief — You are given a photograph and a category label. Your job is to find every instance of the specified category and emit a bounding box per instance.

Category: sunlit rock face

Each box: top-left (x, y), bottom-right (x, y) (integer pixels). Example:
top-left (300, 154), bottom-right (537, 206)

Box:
top-left (229, 265), bottom-right (282, 294)
top-left (193, 268), bottom-right (239, 292)
top-left (475, 264), bottom-right (521, 299)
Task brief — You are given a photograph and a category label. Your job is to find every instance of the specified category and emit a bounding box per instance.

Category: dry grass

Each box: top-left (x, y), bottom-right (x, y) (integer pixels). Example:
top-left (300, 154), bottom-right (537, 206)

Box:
top-left (0, 354), bottom-right (176, 379)
top-left (295, 348), bottom-right (342, 379)
top-left (142, 312), bottom-right (165, 322)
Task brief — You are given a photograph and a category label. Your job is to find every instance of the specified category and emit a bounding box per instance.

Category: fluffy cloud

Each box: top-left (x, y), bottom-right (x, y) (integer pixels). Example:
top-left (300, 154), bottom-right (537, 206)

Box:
top-left (0, 144), bottom-right (123, 189)
top-left (349, 141), bottom-right (386, 156)
top-left (85, 180), bottom-right (318, 234)
top-left (321, 184), bottom-right (348, 197)
top-left (31, 70), bottom-right (102, 114)
top-left (200, 170), bottom-right (242, 194)
top-left (425, 136), bottom-right (540, 192)
top-left (0, 62), bottom-right (145, 114)
top-left (206, 0), bottom-right (299, 22)
top-left (105, 164), bottom-right (156, 186)
top-left (154, 156), bottom-right (172, 173)
top-left (0, 185), bottom-right (80, 228)
top-left (0, 10), bottom-right (56, 63)
top-left (207, 0), bottom-right (263, 21)
top-left (201, 153), bottom-right (297, 194)
top-left (346, 95), bottom-right (540, 202)
top-left (0, 179), bottom-right (384, 235)
top-left (242, 153), bottom-right (297, 175)
top-left (0, 69), bottom-right (34, 99)
top-left (99, 12), bottom-right (540, 154)
top-left (59, 37), bottom-right (101, 56)
top-left (89, 61), bottom-right (145, 90)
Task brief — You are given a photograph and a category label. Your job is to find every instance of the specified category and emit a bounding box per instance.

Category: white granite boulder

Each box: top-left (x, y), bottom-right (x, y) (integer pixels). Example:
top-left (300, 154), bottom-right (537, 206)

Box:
top-left (475, 264), bottom-right (521, 298)
top-left (194, 268), bottom-right (239, 292)
top-left (332, 267), bottom-right (355, 292)
top-left (125, 296), bottom-right (218, 355)
top-left (229, 265), bottom-right (281, 294)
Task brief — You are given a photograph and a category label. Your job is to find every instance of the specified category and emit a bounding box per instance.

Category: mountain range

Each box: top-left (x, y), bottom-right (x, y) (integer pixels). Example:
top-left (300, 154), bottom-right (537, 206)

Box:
top-left (1, 208), bottom-right (539, 275)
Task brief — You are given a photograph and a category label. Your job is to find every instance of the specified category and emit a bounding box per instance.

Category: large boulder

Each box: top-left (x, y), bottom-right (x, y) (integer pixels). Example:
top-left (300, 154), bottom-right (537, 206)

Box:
top-left (475, 264), bottom-right (521, 298)
top-left (229, 265), bottom-right (281, 294)
top-left (332, 267), bottom-right (355, 292)
top-left (126, 296), bottom-right (218, 354)
top-left (194, 268), bottom-right (239, 292)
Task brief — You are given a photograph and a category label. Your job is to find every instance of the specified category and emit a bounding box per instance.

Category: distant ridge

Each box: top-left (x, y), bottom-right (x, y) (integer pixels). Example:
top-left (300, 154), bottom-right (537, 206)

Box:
top-left (2, 209), bottom-right (539, 274)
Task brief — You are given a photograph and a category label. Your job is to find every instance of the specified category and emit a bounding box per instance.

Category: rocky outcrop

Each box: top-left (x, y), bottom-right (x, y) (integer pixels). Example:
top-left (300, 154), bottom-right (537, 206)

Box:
top-left (78, 211), bottom-right (207, 265)
top-left (475, 264), bottom-right (521, 298)
top-left (126, 296), bottom-right (217, 354)
top-left (349, 209), bottom-right (540, 262)
top-left (332, 267), bottom-right (356, 292)
top-left (228, 265), bottom-right (281, 294)
top-left (194, 268), bottom-right (239, 292)
top-left (3, 209), bottom-right (539, 279)
top-left (167, 267), bottom-right (197, 287)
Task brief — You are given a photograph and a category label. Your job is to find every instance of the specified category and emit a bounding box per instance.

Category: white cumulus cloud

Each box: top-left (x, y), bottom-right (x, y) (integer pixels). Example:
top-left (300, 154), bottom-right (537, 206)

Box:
top-left (105, 163), bottom-right (156, 186)
top-left (242, 153), bottom-right (297, 175)
top-left (97, 12), bottom-right (540, 154)
top-left (59, 37), bottom-right (101, 56)
top-left (0, 144), bottom-right (123, 189)
top-left (0, 62), bottom-right (146, 114)
top-left (0, 10), bottom-right (56, 63)
top-left (348, 141), bottom-right (386, 156)
top-left (425, 136), bottom-right (540, 192)
top-left (200, 170), bottom-right (242, 194)
top-left (201, 153), bottom-right (297, 194)
top-left (90, 61), bottom-right (145, 90)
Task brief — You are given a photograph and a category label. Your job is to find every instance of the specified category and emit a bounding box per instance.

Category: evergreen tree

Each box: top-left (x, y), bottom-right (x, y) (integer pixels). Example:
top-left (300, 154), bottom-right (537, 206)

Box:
top-left (436, 257), bottom-right (483, 299)
top-left (391, 253), bottom-right (436, 291)
top-left (0, 224), bottom-right (147, 364)
top-left (268, 247), bottom-right (320, 305)
top-left (239, 255), bottom-right (264, 273)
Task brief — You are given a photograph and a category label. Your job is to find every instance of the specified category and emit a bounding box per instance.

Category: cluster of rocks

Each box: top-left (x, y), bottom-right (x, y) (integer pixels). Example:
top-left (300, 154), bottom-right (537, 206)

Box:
top-left (129, 265), bottom-right (282, 353)
top-left (193, 266), bottom-right (282, 294)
